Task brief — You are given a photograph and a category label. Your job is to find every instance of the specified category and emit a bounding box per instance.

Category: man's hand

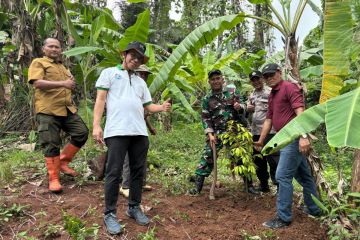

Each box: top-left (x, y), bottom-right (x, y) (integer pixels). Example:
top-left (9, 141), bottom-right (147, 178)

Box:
top-left (254, 141), bottom-right (264, 152)
top-left (150, 128), bottom-right (157, 135)
top-left (247, 103), bottom-right (255, 112)
top-left (63, 78), bottom-right (76, 90)
top-left (299, 137), bottom-right (311, 155)
top-left (93, 125), bottom-right (105, 145)
top-left (209, 133), bottom-right (217, 149)
top-left (234, 102), bottom-right (242, 111)
top-left (162, 98), bottom-right (172, 112)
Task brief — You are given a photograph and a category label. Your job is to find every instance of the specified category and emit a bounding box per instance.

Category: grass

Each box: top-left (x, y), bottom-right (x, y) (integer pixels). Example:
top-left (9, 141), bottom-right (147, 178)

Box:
top-left (0, 149), bottom-right (43, 187)
top-left (147, 122), bottom-right (243, 195)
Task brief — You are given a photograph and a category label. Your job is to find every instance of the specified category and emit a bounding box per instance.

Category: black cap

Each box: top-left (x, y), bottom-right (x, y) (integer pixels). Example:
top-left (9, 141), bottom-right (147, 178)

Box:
top-left (249, 70), bottom-right (262, 80)
top-left (124, 41), bottom-right (149, 64)
top-left (208, 69), bottom-right (222, 79)
top-left (262, 63), bottom-right (281, 75)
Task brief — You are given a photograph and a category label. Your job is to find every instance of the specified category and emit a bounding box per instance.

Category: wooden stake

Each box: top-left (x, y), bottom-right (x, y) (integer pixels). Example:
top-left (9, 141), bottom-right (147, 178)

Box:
top-left (209, 145), bottom-right (217, 200)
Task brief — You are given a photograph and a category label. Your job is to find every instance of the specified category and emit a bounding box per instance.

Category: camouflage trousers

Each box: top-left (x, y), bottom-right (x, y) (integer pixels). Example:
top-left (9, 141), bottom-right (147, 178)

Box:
top-left (195, 138), bottom-right (230, 177)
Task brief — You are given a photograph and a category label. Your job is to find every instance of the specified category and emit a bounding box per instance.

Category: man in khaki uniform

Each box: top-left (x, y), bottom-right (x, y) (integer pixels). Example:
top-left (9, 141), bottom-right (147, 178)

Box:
top-left (247, 71), bottom-right (279, 192)
top-left (28, 38), bottom-right (88, 193)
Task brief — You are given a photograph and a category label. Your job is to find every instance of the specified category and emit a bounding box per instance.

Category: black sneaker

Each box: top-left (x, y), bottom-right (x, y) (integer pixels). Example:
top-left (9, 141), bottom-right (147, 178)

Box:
top-left (263, 216), bottom-right (290, 229)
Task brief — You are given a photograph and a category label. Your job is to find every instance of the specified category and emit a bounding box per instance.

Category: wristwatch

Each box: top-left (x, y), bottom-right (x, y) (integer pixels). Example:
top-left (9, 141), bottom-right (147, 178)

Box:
top-left (301, 133), bottom-right (308, 139)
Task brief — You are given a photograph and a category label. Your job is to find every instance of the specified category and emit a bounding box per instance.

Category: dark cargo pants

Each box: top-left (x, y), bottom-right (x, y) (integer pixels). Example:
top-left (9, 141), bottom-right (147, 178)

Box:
top-left (36, 112), bottom-right (89, 157)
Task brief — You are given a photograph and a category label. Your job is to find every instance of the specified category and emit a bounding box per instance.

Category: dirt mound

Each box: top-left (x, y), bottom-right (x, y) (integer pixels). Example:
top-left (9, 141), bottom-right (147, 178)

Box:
top-left (0, 178), bottom-right (328, 239)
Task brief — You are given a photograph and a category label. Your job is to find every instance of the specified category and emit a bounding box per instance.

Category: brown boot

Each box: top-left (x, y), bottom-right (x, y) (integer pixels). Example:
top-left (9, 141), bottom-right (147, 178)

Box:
top-left (45, 156), bottom-right (63, 193)
top-left (60, 143), bottom-right (80, 177)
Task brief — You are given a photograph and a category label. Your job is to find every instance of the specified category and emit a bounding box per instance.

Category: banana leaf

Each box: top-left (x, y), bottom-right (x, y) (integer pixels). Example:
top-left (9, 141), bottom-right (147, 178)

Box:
top-left (263, 87), bottom-right (360, 154)
top-left (161, 82), bottom-right (198, 118)
top-left (90, 15), bottom-right (105, 45)
top-left (300, 65), bottom-right (323, 78)
top-left (63, 46), bottom-right (102, 57)
top-left (320, 0), bottom-right (352, 103)
top-left (149, 13), bottom-right (246, 95)
top-left (118, 9), bottom-right (150, 51)
top-left (212, 49), bottom-right (246, 71)
top-left (325, 87), bottom-right (360, 148)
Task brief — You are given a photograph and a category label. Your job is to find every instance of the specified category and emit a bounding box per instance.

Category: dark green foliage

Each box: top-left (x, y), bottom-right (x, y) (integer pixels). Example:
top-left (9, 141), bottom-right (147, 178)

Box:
top-left (303, 25), bottom-right (322, 49)
top-left (119, 1), bottom-right (148, 29)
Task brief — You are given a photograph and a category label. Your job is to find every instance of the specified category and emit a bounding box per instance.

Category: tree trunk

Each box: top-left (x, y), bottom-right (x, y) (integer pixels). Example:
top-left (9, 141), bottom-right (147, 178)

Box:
top-left (287, 34), bottom-right (301, 82)
top-left (254, 4), bottom-right (265, 49)
top-left (0, 84), bottom-right (5, 108)
top-left (53, 0), bottom-right (65, 47)
top-left (351, 149), bottom-right (360, 192)
top-left (217, 0), bottom-right (226, 48)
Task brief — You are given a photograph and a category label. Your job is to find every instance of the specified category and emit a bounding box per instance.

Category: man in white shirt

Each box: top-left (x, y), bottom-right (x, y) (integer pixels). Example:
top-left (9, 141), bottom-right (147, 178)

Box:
top-left (93, 41), bottom-right (171, 235)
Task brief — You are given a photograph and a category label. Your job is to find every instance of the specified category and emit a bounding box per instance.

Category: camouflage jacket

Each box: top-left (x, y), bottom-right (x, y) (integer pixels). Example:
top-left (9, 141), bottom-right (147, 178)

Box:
top-left (202, 89), bottom-right (245, 135)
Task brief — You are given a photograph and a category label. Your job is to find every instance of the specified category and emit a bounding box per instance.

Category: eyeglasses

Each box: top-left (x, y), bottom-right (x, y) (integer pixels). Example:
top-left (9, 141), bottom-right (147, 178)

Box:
top-left (263, 72), bottom-right (276, 79)
top-left (127, 51), bottom-right (143, 62)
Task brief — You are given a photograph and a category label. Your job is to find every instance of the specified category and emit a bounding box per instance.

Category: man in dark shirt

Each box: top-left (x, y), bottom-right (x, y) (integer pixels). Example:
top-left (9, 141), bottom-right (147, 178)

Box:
top-left (255, 63), bottom-right (320, 229)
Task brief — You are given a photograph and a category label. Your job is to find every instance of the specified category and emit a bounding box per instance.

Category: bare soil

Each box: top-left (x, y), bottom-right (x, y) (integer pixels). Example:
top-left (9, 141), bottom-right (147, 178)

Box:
top-left (0, 174), bottom-right (328, 240)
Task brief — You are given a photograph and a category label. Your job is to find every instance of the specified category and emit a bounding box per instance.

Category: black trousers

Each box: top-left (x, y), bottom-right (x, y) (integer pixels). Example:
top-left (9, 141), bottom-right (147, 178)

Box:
top-left (253, 134), bottom-right (279, 188)
top-left (104, 136), bottom-right (149, 215)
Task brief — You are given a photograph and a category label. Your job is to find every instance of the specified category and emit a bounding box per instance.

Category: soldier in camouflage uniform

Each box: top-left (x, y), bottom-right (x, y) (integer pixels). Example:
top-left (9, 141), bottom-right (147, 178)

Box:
top-left (189, 69), bottom-right (252, 195)
top-left (247, 71), bottom-right (279, 192)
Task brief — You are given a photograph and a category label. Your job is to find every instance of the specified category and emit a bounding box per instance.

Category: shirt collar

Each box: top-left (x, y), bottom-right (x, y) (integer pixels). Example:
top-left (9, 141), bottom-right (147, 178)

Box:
top-left (44, 56), bottom-right (62, 64)
top-left (271, 80), bottom-right (284, 92)
top-left (210, 89), bottom-right (227, 96)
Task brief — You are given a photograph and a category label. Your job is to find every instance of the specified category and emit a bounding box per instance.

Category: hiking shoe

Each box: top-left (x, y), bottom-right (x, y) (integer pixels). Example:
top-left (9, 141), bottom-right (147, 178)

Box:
top-left (257, 186), bottom-right (270, 193)
top-left (143, 185), bottom-right (153, 191)
top-left (188, 188), bottom-right (200, 196)
top-left (126, 206), bottom-right (150, 225)
top-left (119, 187), bottom-right (129, 198)
top-left (104, 212), bottom-right (122, 235)
top-left (301, 206), bottom-right (321, 217)
top-left (244, 186), bottom-right (260, 195)
top-left (263, 216), bottom-right (290, 229)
